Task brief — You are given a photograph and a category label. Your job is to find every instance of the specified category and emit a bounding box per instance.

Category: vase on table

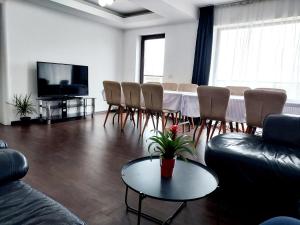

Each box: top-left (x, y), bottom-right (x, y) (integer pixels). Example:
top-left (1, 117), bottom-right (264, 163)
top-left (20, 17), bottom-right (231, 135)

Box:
top-left (161, 158), bottom-right (175, 178)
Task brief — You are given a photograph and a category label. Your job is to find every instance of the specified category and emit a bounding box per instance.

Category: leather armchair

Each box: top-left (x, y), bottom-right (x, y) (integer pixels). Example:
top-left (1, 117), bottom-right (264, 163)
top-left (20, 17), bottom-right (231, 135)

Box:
top-left (0, 146), bottom-right (85, 225)
top-left (205, 114), bottom-right (300, 214)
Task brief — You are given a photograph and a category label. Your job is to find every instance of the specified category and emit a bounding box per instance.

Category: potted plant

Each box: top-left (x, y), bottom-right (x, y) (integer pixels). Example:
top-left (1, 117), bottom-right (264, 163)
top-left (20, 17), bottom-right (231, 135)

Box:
top-left (147, 125), bottom-right (195, 178)
top-left (11, 94), bottom-right (36, 122)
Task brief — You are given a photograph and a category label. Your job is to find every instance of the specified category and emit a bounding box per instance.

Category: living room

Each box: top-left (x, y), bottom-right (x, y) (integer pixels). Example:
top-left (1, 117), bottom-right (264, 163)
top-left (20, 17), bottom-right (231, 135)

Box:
top-left (0, 0), bottom-right (299, 225)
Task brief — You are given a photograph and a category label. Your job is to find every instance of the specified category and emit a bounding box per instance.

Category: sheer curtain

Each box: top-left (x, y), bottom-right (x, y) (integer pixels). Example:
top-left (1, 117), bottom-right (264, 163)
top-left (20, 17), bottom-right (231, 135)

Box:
top-left (210, 0), bottom-right (300, 100)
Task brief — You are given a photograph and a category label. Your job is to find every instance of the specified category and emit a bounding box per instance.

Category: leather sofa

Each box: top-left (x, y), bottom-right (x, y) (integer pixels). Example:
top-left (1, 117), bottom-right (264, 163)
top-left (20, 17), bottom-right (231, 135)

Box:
top-left (205, 114), bottom-right (300, 215)
top-left (0, 140), bottom-right (85, 225)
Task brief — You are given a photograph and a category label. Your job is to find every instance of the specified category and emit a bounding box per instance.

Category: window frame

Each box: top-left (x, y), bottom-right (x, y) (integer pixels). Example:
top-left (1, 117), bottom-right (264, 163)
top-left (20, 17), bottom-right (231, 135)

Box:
top-left (139, 33), bottom-right (165, 84)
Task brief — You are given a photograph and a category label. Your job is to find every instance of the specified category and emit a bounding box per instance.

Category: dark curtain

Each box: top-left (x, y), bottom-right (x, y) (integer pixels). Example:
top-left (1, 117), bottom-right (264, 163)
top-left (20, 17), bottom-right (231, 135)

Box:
top-left (192, 6), bottom-right (214, 86)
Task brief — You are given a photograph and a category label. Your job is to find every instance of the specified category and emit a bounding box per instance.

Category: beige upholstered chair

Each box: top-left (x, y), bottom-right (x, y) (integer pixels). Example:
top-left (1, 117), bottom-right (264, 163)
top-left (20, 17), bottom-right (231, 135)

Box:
top-left (177, 83), bottom-right (198, 92)
top-left (162, 83), bottom-right (178, 91)
top-left (103, 81), bottom-right (124, 130)
top-left (194, 86), bottom-right (230, 146)
top-left (255, 88), bottom-right (286, 93)
top-left (141, 83), bottom-right (176, 135)
top-left (244, 89), bottom-right (287, 134)
top-left (226, 86), bottom-right (251, 96)
top-left (121, 82), bottom-right (142, 133)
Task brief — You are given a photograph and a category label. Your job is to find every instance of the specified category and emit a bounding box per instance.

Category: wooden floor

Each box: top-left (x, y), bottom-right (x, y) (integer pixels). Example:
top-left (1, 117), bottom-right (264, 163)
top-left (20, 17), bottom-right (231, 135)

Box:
top-left (0, 114), bottom-right (276, 225)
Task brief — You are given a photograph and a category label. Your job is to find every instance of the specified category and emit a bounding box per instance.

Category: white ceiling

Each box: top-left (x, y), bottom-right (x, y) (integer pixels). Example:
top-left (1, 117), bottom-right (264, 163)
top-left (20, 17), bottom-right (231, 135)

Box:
top-left (29, 0), bottom-right (242, 29)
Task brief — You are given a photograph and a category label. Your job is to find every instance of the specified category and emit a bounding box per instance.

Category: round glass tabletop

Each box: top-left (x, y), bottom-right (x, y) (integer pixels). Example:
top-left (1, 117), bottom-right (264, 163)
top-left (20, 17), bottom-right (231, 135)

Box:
top-left (121, 156), bottom-right (218, 202)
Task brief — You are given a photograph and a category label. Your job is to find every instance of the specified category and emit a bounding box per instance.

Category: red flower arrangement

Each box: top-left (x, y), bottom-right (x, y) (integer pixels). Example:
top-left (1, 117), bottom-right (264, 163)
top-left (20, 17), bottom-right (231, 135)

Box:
top-left (147, 125), bottom-right (195, 177)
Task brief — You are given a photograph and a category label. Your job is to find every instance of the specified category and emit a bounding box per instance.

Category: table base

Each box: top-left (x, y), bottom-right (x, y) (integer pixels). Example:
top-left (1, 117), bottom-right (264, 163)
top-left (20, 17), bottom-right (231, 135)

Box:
top-left (125, 186), bottom-right (187, 225)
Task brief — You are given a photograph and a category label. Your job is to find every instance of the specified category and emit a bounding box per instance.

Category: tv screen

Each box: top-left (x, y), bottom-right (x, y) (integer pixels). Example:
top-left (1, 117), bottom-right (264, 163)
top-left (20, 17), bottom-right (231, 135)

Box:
top-left (37, 62), bottom-right (88, 97)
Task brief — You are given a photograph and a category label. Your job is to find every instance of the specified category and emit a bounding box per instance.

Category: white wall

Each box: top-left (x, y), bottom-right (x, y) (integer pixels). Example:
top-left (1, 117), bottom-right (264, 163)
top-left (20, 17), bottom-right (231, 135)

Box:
top-left (0, 0), bottom-right (123, 125)
top-left (123, 22), bottom-right (198, 83)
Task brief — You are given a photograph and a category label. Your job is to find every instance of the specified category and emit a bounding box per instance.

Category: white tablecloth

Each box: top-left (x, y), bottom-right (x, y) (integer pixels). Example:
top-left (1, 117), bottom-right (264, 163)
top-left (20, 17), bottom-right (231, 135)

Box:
top-left (164, 91), bottom-right (300, 122)
top-left (102, 90), bottom-right (300, 122)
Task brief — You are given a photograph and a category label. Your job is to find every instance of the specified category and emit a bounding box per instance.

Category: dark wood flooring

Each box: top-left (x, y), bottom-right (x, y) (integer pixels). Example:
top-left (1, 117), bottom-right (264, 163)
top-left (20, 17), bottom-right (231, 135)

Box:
top-left (0, 114), bottom-right (282, 225)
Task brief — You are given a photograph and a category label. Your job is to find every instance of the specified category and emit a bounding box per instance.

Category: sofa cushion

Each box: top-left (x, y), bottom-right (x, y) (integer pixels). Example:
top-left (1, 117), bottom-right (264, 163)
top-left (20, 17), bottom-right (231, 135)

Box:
top-left (263, 114), bottom-right (300, 148)
top-left (205, 133), bottom-right (300, 195)
top-left (0, 181), bottom-right (85, 225)
top-left (0, 149), bottom-right (28, 185)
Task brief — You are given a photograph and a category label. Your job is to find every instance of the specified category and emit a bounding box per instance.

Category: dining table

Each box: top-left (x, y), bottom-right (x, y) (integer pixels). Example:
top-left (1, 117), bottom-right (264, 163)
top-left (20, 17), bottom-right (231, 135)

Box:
top-left (102, 90), bottom-right (300, 123)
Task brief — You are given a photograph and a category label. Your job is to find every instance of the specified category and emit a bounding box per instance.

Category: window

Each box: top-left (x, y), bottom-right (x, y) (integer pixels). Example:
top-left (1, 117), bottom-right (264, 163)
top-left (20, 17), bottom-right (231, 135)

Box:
top-left (211, 19), bottom-right (300, 100)
top-left (140, 34), bottom-right (165, 83)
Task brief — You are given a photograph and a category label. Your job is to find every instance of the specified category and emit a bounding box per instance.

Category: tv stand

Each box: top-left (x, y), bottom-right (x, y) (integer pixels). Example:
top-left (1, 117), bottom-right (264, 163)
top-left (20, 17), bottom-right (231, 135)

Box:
top-left (37, 96), bottom-right (95, 124)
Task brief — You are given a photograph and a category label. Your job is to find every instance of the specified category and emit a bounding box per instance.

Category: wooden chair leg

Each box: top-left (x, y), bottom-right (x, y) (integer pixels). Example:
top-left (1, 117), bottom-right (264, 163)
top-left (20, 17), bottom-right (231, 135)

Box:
top-left (206, 120), bottom-right (212, 143)
top-left (122, 109), bottom-right (130, 129)
top-left (191, 117), bottom-right (195, 129)
top-left (246, 126), bottom-right (252, 134)
top-left (161, 113), bottom-right (166, 133)
top-left (210, 121), bottom-right (219, 140)
top-left (120, 106), bottom-right (124, 132)
top-left (235, 122), bottom-right (239, 132)
top-left (171, 113), bottom-right (175, 125)
top-left (138, 109), bottom-right (142, 135)
top-left (156, 113), bottom-right (159, 130)
top-left (103, 105), bottom-right (112, 127)
top-left (142, 114), bottom-right (150, 136)
top-left (222, 122), bottom-right (227, 134)
top-left (195, 120), bottom-right (206, 147)
top-left (130, 109), bottom-right (136, 127)
top-left (117, 106), bottom-right (121, 125)
top-left (241, 123), bottom-right (245, 133)
top-left (150, 114), bottom-right (156, 129)
top-left (229, 122), bottom-right (234, 132)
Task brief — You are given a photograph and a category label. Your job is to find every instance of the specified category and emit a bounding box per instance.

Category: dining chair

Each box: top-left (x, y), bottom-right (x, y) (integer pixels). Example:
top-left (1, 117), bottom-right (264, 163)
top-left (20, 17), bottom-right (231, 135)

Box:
top-left (226, 86), bottom-right (251, 96)
top-left (141, 83), bottom-right (176, 136)
top-left (162, 83), bottom-right (178, 91)
top-left (103, 81), bottom-right (124, 130)
top-left (177, 83), bottom-right (198, 92)
top-left (194, 86), bottom-right (230, 146)
top-left (255, 88), bottom-right (286, 93)
top-left (121, 82), bottom-right (142, 134)
top-left (244, 89), bottom-right (287, 134)
top-left (226, 86), bottom-right (251, 132)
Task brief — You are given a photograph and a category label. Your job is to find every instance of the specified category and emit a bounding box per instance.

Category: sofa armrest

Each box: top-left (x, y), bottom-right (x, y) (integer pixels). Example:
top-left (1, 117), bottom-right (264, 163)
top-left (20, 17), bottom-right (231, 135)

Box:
top-left (0, 149), bottom-right (28, 185)
top-left (263, 114), bottom-right (300, 148)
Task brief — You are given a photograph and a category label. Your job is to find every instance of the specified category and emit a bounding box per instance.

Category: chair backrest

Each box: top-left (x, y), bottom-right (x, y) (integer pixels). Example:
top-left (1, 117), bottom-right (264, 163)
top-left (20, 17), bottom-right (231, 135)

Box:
top-left (178, 83), bottom-right (198, 92)
top-left (162, 83), bottom-right (178, 91)
top-left (255, 88), bottom-right (286, 93)
top-left (244, 89), bottom-right (287, 128)
top-left (226, 86), bottom-right (251, 96)
top-left (121, 82), bottom-right (141, 108)
top-left (103, 81), bottom-right (121, 105)
top-left (197, 86), bottom-right (230, 121)
top-left (141, 83), bottom-right (163, 112)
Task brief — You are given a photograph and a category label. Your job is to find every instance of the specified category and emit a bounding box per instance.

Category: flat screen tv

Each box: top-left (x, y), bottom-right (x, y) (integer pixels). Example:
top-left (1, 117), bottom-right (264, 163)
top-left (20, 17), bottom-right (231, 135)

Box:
top-left (37, 62), bottom-right (88, 97)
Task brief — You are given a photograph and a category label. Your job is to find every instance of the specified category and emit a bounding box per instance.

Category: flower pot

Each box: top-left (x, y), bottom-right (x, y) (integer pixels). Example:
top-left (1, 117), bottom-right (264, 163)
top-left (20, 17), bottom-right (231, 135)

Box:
top-left (161, 158), bottom-right (175, 178)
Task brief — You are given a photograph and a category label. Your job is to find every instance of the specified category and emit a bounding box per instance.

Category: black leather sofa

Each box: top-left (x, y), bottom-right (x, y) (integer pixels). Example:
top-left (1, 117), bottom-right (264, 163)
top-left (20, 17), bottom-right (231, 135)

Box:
top-left (0, 141), bottom-right (85, 225)
top-left (205, 114), bottom-right (300, 216)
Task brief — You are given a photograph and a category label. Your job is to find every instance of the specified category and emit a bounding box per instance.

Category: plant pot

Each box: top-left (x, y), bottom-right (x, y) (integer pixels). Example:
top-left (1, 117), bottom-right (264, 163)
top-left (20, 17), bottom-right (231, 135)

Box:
top-left (161, 158), bottom-right (175, 178)
top-left (20, 117), bottom-right (31, 122)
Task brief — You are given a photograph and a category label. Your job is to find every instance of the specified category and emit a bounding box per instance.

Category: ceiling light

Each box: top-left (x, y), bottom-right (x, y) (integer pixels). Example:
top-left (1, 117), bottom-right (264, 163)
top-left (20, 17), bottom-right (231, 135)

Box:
top-left (98, 0), bottom-right (115, 7)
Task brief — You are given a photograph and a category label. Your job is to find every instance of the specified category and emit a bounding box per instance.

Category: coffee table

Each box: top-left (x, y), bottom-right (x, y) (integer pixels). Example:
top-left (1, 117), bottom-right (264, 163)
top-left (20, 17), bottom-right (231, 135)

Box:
top-left (121, 156), bottom-right (218, 225)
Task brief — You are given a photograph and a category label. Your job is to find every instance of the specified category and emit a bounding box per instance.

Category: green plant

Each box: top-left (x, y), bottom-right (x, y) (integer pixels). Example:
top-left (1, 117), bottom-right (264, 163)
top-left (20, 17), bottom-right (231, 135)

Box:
top-left (147, 125), bottom-right (195, 160)
top-left (12, 94), bottom-right (36, 117)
